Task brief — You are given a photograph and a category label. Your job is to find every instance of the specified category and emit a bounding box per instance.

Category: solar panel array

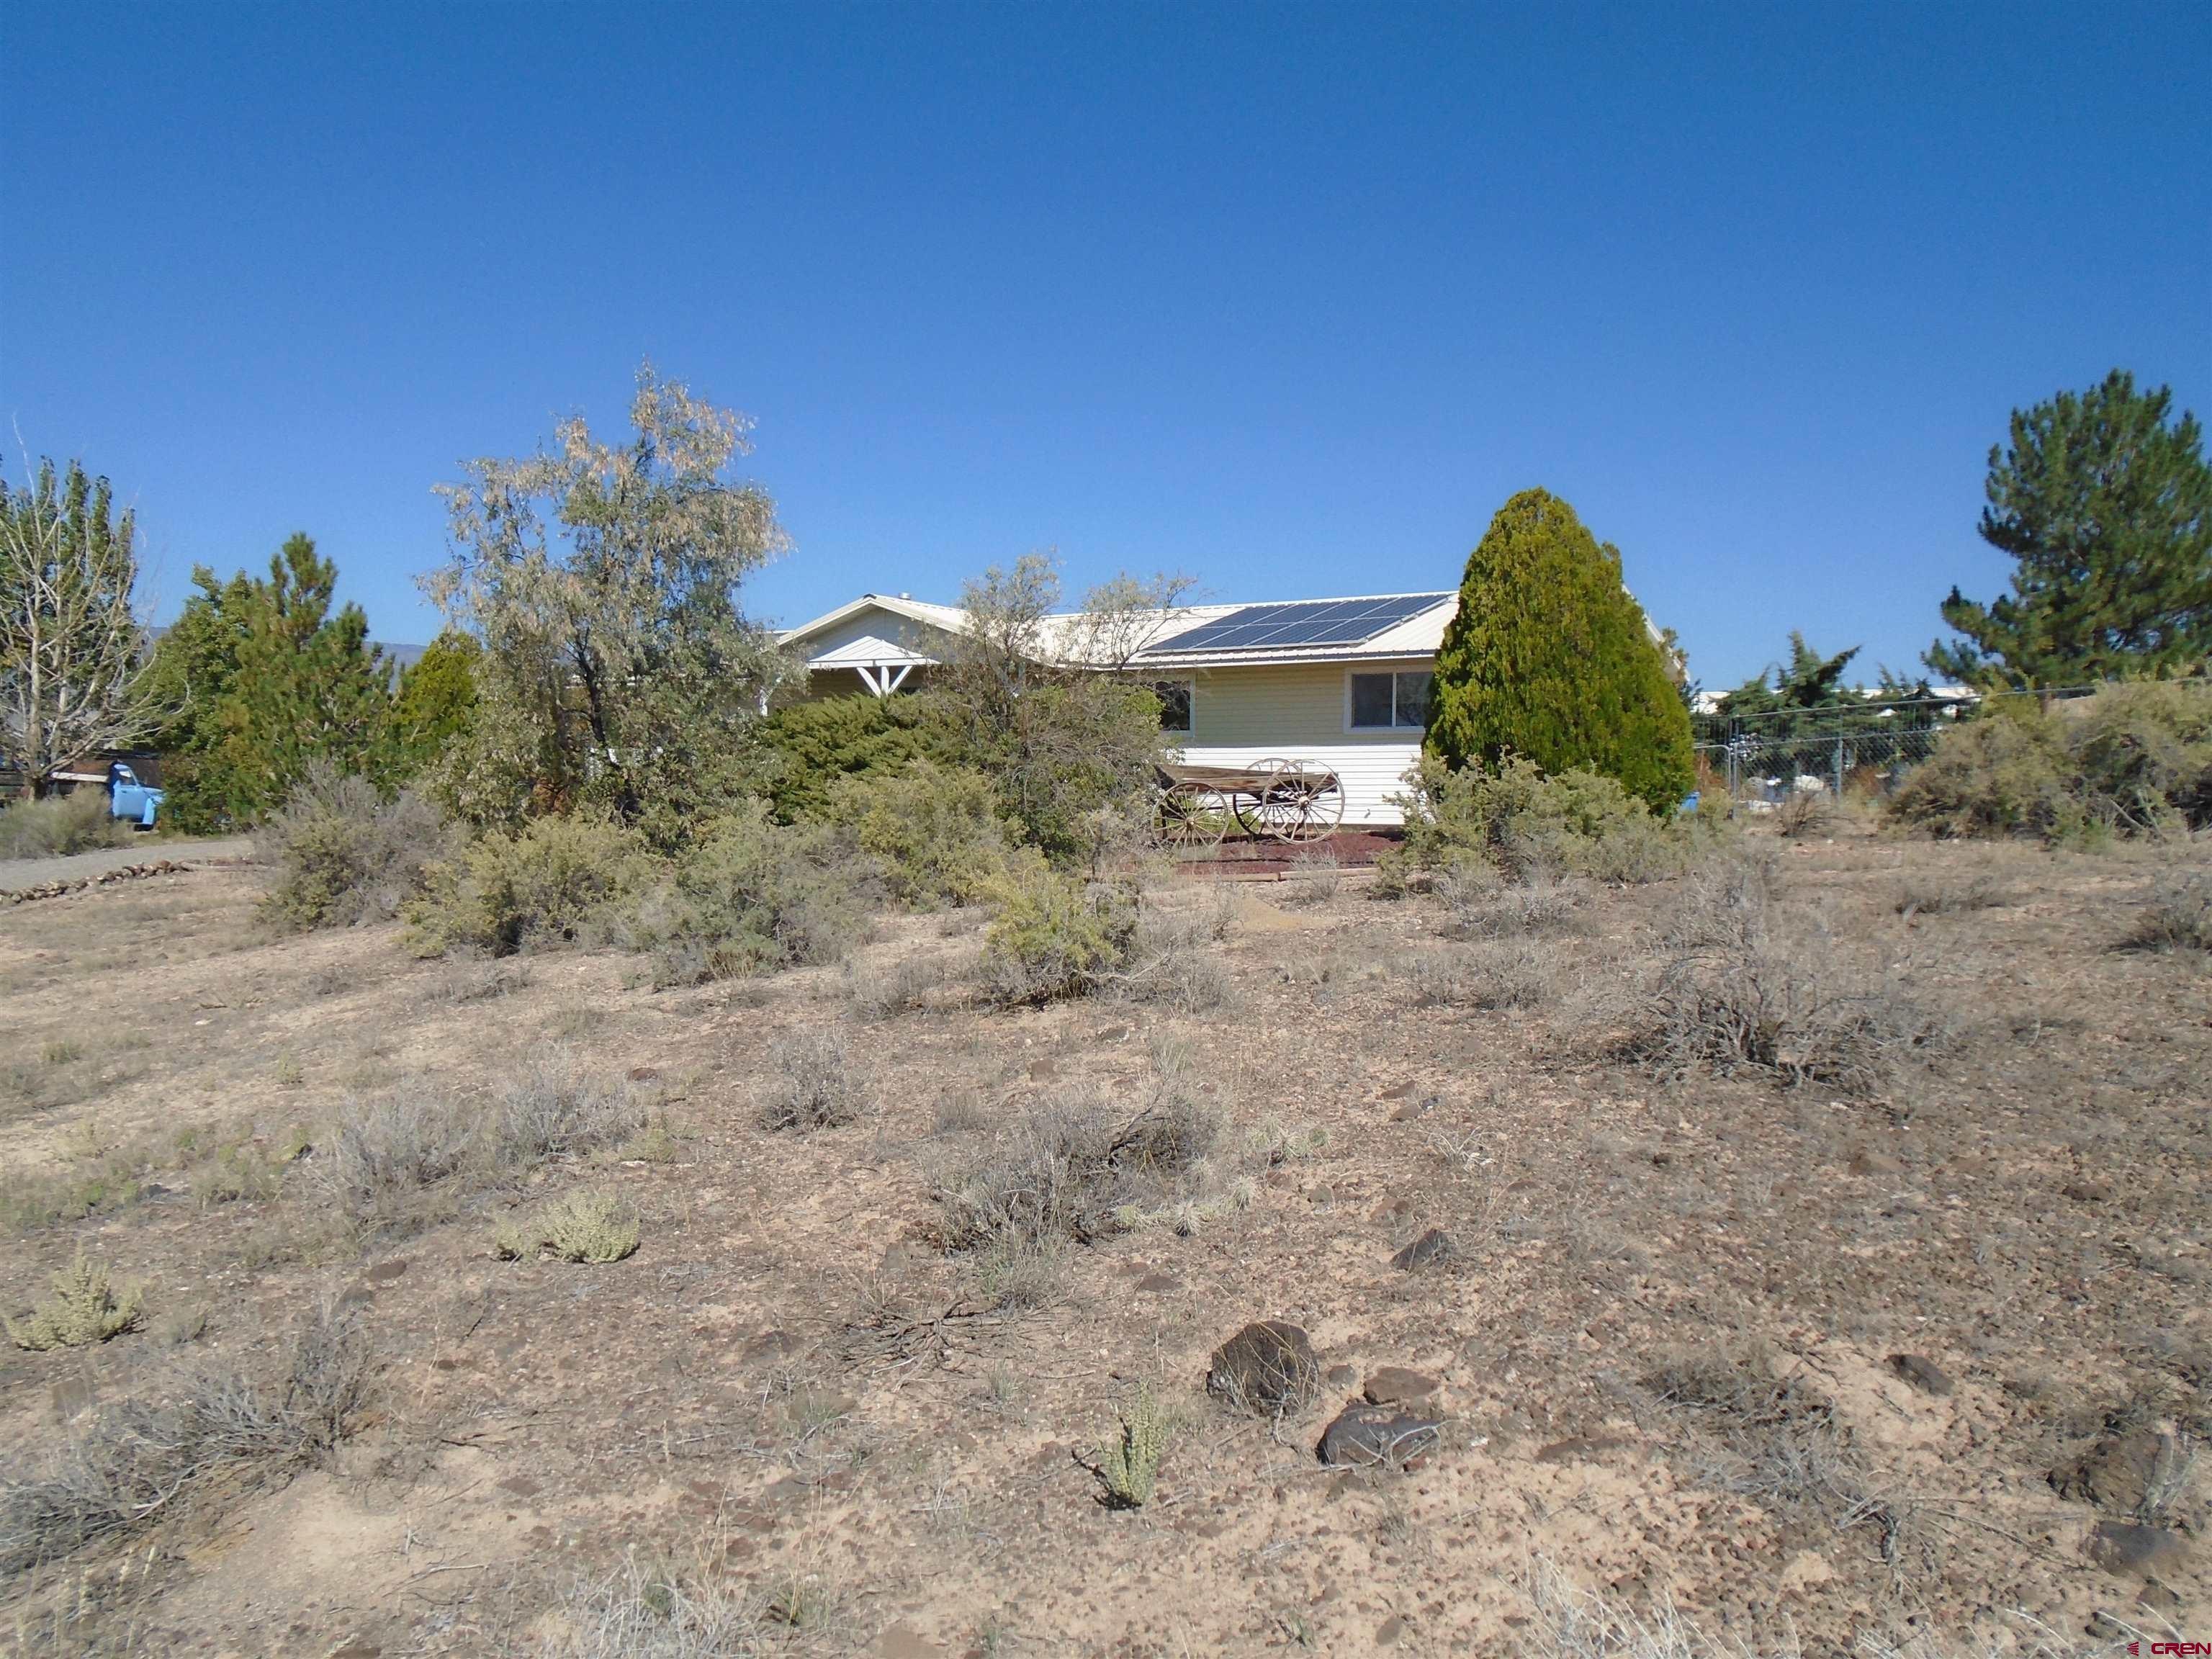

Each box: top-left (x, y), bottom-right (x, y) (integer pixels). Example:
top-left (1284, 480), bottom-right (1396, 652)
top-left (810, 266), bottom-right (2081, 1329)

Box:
top-left (1143, 593), bottom-right (1451, 655)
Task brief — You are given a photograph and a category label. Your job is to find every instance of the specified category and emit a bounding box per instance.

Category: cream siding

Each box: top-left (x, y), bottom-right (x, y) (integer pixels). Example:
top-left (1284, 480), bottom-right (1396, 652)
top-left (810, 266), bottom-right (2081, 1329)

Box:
top-left (1181, 660), bottom-right (1424, 824)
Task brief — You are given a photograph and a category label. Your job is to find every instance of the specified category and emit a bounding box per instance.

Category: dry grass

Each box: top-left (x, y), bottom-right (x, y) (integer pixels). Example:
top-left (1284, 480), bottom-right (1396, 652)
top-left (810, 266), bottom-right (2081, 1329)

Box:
top-left (759, 1029), bottom-right (860, 1131)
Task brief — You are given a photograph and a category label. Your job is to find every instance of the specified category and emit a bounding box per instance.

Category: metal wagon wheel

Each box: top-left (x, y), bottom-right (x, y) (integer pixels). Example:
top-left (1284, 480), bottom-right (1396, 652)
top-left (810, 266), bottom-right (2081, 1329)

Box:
top-left (1157, 778), bottom-right (1229, 850)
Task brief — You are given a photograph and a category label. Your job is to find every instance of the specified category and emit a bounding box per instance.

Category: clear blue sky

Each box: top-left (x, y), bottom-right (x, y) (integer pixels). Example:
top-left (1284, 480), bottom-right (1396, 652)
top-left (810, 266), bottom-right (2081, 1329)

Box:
top-left (4, 3), bottom-right (2206, 688)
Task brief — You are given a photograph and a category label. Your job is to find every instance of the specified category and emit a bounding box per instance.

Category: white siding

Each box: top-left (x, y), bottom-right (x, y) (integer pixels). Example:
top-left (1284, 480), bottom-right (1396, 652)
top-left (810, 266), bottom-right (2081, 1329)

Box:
top-left (1177, 659), bottom-right (1428, 825)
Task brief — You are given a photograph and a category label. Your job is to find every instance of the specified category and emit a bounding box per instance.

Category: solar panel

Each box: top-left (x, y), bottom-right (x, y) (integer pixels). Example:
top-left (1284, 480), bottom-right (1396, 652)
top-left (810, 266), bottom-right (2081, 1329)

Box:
top-left (1144, 593), bottom-right (1450, 655)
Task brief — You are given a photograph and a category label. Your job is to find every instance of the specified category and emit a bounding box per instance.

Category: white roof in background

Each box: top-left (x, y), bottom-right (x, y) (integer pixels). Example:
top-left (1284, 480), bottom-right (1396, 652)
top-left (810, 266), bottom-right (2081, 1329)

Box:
top-left (804, 633), bottom-right (942, 670)
top-left (781, 590), bottom-right (1461, 668)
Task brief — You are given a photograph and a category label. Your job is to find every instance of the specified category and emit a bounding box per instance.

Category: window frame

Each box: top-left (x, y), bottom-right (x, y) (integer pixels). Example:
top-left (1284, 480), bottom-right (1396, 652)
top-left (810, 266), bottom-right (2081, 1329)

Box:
top-left (1344, 665), bottom-right (1434, 734)
top-left (1151, 676), bottom-right (1195, 737)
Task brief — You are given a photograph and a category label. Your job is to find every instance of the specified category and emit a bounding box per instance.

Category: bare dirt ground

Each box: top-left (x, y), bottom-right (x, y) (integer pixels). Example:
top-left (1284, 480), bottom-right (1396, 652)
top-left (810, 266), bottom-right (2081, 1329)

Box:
top-left (1, 823), bottom-right (2206, 1657)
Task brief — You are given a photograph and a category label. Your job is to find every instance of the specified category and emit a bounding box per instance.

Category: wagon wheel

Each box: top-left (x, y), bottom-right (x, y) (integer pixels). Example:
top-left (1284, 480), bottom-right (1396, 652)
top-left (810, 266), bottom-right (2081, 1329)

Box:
top-left (1158, 779), bottom-right (1228, 850)
top-left (1233, 759), bottom-right (1299, 839)
top-left (1286, 771), bottom-right (1344, 842)
top-left (1258, 766), bottom-right (1341, 843)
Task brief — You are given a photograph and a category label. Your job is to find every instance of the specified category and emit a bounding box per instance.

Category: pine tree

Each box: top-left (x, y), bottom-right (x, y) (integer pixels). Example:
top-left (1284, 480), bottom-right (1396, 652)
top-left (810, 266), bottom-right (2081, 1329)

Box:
top-left (1425, 488), bottom-right (1694, 811)
top-left (388, 631), bottom-right (480, 779)
top-left (1929, 370), bottom-right (2212, 687)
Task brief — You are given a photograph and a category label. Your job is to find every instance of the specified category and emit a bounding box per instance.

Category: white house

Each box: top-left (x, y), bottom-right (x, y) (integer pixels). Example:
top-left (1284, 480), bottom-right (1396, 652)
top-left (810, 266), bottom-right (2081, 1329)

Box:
top-left (779, 589), bottom-right (1460, 825)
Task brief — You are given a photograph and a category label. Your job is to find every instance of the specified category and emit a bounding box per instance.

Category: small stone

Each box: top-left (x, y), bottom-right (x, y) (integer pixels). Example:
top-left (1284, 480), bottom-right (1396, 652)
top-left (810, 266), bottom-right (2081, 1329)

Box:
top-left (1847, 1149), bottom-right (1902, 1177)
top-left (2061, 1177), bottom-right (2114, 1202)
top-left (1324, 1363), bottom-right (1359, 1390)
top-left (366, 1259), bottom-right (410, 1283)
top-left (2138, 1578), bottom-right (2182, 1613)
top-left (1362, 1367), bottom-right (1441, 1407)
top-left (2054, 1425), bottom-right (2182, 1515)
top-left (1208, 1321), bottom-right (1321, 1416)
top-left (1133, 1273), bottom-right (1180, 1293)
top-left (1886, 1354), bottom-right (1953, 1396)
top-left (1375, 1615), bottom-right (1405, 1645)
top-left (1390, 1228), bottom-right (1454, 1271)
top-left (1317, 1403), bottom-right (1442, 1469)
top-left (2083, 1520), bottom-right (2190, 1580)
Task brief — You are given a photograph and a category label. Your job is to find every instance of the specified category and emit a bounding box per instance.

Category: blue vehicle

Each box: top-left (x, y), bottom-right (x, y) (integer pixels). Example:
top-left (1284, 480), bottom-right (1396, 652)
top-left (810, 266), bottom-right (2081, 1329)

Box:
top-left (104, 761), bottom-right (164, 827)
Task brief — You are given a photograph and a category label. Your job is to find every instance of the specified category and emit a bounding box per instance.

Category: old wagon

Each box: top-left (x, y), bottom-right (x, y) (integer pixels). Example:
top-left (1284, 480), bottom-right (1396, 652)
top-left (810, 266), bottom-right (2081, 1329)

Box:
top-left (1155, 757), bottom-right (1345, 849)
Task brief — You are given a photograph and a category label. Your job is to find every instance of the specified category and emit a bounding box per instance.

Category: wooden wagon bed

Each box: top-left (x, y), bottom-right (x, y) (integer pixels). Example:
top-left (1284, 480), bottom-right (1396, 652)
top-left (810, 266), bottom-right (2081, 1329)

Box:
top-left (1155, 758), bottom-right (1345, 848)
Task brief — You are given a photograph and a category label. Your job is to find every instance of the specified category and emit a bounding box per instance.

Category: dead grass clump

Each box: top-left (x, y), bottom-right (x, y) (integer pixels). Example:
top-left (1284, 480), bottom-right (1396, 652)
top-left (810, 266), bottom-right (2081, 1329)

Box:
top-left (257, 763), bottom-right (453, 930)
top-left (1773, 786), bottom-right (1832, 839)
top-left (1115, 902), bottom-right (1235, 1012)
top-left (1893, 873), bottom-right (2010, 916)
top-left (760, 1030), bottom-right (859, 1131)
top-left (845, 954), bottom-right (948, 1021)
top-left (1641, 1344), bottom-right (1872, 1532)
top-left (0, 1303), bottom-right (372, 1573)
top-left (935, 1072), bottom-right (1223, 1253)
top-left (1, 791), bottom-right (133, 858)
top-left (1439, 866), bottom-right (1581, 938)
top-left (547, 1552), bottom-right (766, 1659)
top-left (6, 1251), bottom-right (144, 1350)
top-left (2131, 859), bottom-right (2212, 952)
top-left (1277, 849), bottom-right (1342, 908)
top-left (1407, 940), bottom-right (1556, 1010)
top-left (494, 1059), bottom-right (645, 1165)
top-left (318, 1091), bottom-right (474, 1215)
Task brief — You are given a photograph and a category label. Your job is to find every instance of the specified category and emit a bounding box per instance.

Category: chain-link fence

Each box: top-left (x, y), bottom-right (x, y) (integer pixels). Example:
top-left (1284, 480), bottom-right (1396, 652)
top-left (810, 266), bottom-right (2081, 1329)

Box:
top-left (1689, 684), bottom-right (2149, 801)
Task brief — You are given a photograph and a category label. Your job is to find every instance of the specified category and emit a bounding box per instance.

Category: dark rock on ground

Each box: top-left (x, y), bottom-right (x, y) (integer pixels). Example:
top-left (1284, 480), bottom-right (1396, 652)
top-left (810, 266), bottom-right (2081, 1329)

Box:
top-left (1886, 1354), bottom-right (1953, 1396)
top-left (1390, 1228), bottom-right (1454, 1271)
top-left (2053, 1424), bottom-right (2182, 1515)
top-left (1317, 1403), bottom-right (1443, 1468)
top-left (1208, 1321), bottom-right (1321, 1415)
top-left (2083, 1520), bottom-right (2191, 1580)
top-left (1534, 1434), bottom-right (1632, 1464)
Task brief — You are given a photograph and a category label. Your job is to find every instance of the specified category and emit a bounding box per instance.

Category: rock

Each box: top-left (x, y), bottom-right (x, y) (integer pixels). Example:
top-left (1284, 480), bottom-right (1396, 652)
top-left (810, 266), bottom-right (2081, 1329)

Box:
top-left (2053, 1424), bottom-right (2182, 1514)
top-left (1362, 1367), bottom-right (1441, 1407)
top-left (1885, 1354), bottom-right (1953, 1396)
top-left (1208, 1321), bottom-right (1321, 1416)
top-left (2138, 1578), bottom-right (2182, 1614)
top-left (1317, 1403), bottom-right (1442, 1468)
top-left (1133, 1273), bottom-right (1180, 1293)
top-left (1324, 1363), bottom-right (1359, 1390)
top-left (1847, 1149), bottom-right (1902, 1177)
top-left (2061, 1177), bottom-right (2113, 1202)
top-left (1375, 1615), bottom-right (1405, 1645)
top-left (1390, 1228), bottom-right (1454, 1272)
top-left (2083, 1520), bottom-right (2191, 1580)
top-left (366, 1259), bottom-right (409, 1283)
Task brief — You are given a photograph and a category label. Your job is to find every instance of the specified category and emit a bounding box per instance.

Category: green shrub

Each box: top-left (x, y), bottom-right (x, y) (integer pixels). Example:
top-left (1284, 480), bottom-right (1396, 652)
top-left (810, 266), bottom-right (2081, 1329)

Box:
top-left (0, 791), bottom-right (130, 859)
top-left (826, 760), bottom-right (1007, 909)
top-left (6, 1251), bottom-right (144, 1349)
top-left (495, 1190), bottom-right (639, 1263)
top-left (258, 763), bottom-right (454, 930)
top-left (1388, 754), bottom-right (1707, 884)
top-left (977, 853), bottom-right (1136, 1004)
top-left (410, 810), bottom-right (649, 956)
top-left (1889, 683), bottom-right (2212, 840)
top-left (1095, 1381), bottom-right (1171, 1509)
top-left (747, 694), bottom-right (936, 823)
top-left (619, 803), bottom-right (871, 986)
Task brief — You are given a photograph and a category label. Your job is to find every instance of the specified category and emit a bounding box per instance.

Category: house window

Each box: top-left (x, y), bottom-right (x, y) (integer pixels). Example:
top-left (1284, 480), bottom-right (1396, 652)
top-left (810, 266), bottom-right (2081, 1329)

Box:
top-left (1348, 670), bottom-right (1431, 731)
top-left (1152, 679), bottom-right (1193, 735)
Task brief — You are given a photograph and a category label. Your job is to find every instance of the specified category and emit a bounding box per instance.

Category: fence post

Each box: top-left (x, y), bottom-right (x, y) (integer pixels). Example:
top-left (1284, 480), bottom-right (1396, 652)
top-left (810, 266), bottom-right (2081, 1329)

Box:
top-left (1833, 732), bottom-right (1844, 799)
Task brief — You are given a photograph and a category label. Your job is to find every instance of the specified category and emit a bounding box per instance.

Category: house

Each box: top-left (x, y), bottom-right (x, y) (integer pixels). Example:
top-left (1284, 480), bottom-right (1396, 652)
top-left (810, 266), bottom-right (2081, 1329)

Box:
top-left (779, 590), bottom-right (1460, 825)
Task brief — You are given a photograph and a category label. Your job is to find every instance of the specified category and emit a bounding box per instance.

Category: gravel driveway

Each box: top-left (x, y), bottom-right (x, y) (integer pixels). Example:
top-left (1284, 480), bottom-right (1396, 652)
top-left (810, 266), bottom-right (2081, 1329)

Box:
top-left (0, 833), bottom-right (258, 893)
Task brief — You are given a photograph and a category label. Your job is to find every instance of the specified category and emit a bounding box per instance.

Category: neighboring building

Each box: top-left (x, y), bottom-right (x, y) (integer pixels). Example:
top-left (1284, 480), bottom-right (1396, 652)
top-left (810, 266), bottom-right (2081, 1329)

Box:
top-left (780, 590), bottom-right (1460, 825)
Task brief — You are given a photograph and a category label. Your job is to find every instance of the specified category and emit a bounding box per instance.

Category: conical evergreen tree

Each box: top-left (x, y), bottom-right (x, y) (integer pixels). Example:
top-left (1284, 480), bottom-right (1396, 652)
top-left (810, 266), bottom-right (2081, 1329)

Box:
top-left (1930, 370), bottom-right (2212, 687)
top-left (1424, 488), bottom-right (1693, 811)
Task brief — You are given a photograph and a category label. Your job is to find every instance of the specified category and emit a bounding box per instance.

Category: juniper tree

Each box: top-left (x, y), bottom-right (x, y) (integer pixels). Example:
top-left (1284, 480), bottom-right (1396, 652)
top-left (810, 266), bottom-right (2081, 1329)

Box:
top-left (1424, 487), bottom-right (1693, 812)
top-left (1930, 370), bottom-right (2212, 687)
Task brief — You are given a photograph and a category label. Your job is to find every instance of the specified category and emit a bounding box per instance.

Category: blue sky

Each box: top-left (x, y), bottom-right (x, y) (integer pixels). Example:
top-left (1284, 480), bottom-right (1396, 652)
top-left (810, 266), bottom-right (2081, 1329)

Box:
top-left (4, 4), bottom-right (2206, 689)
